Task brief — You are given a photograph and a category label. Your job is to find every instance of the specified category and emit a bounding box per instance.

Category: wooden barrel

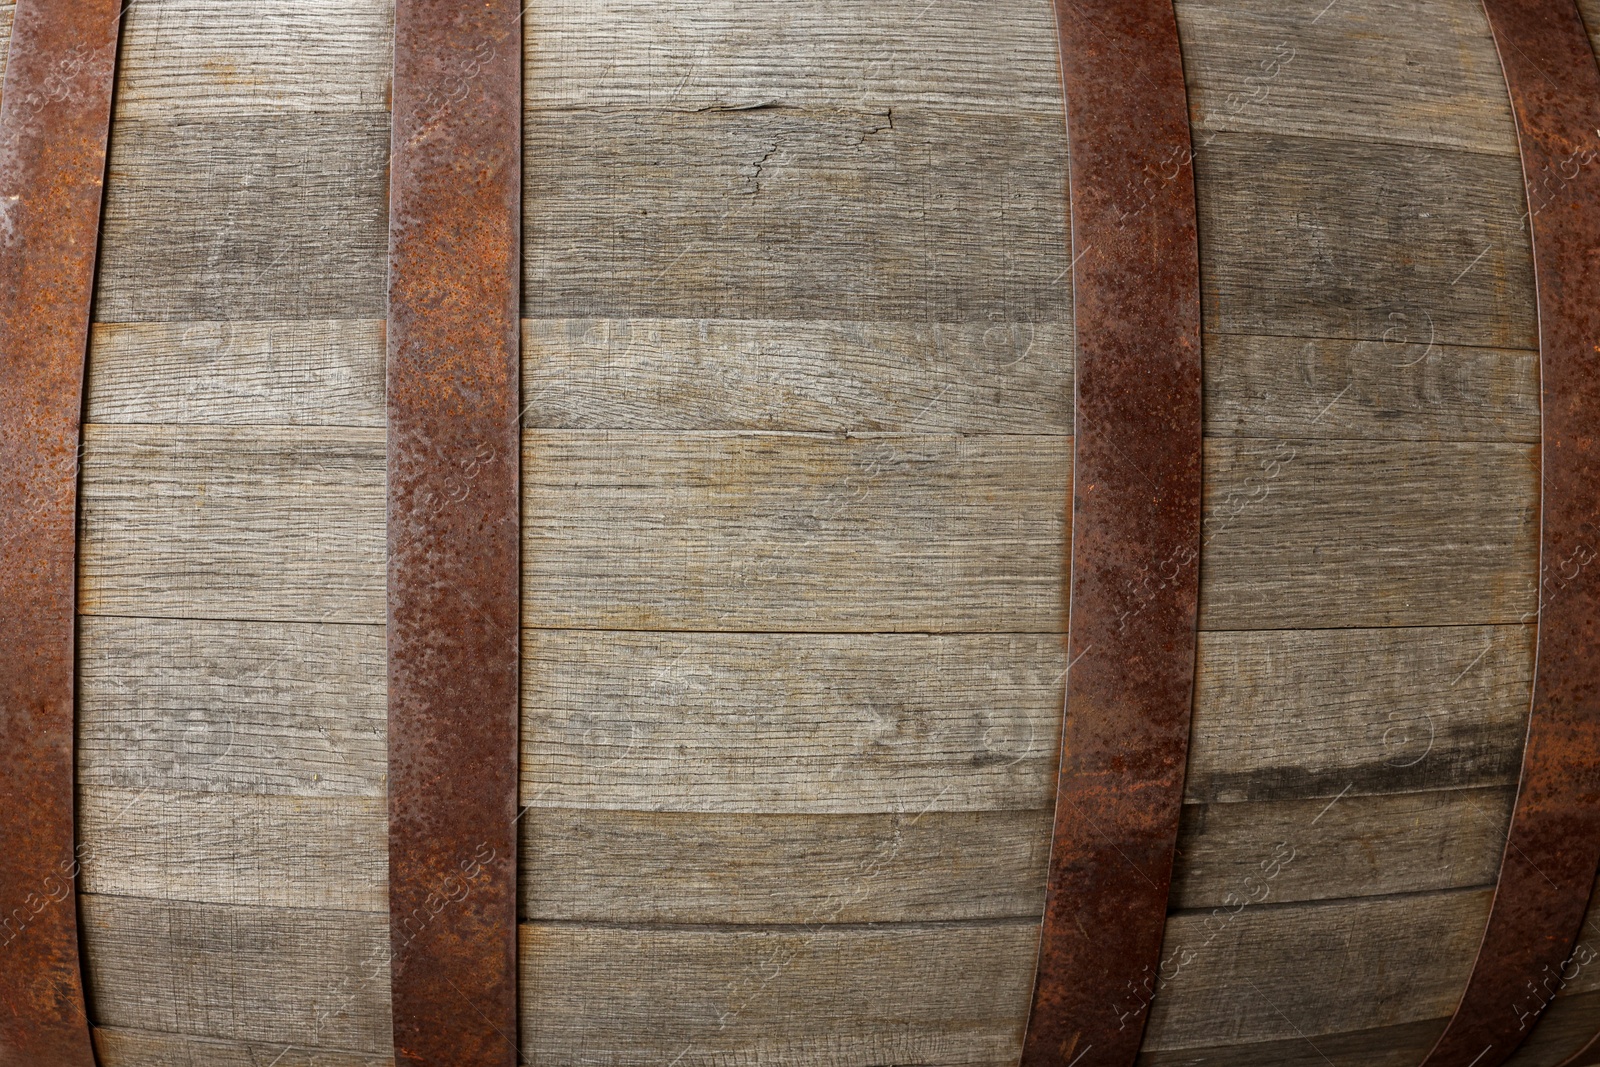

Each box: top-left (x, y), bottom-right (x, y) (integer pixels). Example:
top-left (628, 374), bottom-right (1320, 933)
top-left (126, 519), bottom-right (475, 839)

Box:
top-left (2, 0), bottom-right (1597, 1063)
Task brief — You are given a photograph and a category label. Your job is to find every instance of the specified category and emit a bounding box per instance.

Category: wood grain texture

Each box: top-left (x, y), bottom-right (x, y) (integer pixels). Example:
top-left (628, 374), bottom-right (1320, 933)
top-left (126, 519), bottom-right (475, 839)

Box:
top-left (1196, 132), bottom-right (1537, 350)
top-left (93, 1027), bottom-right (393, 1067)
top-left (94, 115), bottom-right (388, 323)
top-left (1202, 332), bottom-right (1539, 443)
top-left (113, 0), bottom-right (390, 119)
top-left (522, 318), bottom-right (1073, 433)
top-left (1186, 624), bottom-right (1533, 803)
top-left (1175, 0), bottom-right (1517, 155)
top-left (86, 320), bottom-right (386, 427)
top-left (0, 3), bottom-right (12, 90)
top-left (78, 616), bottom-right (385, 797)
top-left (522, 0), bottom-right (1065, 113)
top-left (521, 431), bottom-right (1071, 633)
top-left (78, 788), bottom-right (386, 911)
top-left (518, 919), bottom-right (1037, 1066)
top-left (523, 107), bottom-right (1070, 323)
top-left (81, 895), bottom-right (392, 1052)
top-left (521, 629), bottom-right (1065, 812)
top-left (520, 808), bottom-right (1051, 924)
top-left (1145, 889), bottom-right (1492, 1049)
top-left (1135, 1018), bottom-right (1446, 1067)
top-left (1171, 787), bottom-right (1510, 909)
top-left (78, 424), bottom-right (385, 624)
top-left (1199, 438), bottom-right (1538, 630)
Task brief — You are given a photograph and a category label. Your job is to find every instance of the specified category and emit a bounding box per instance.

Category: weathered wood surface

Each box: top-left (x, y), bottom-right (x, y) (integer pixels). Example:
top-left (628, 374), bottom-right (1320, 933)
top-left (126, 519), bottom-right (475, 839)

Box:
top-left (0, 3), bottom-right (12, 89)
top-left (1186, 623), bottom-right (1533, 802)
top-left (1199, 438), bottom-right (1537, 630)
top-left (520, 807), bottom-right (1051, 924)
top-left (522, 318), bottom-right (1074, 433)
top-left (87, 320), bottom-right (387, 427)
top-left (524, 107), bottom-right (1070, 324)
top-left (112, 0), bottom-right (390, 119)
top-left (81, 895), bottom-right (391, 1051)
top-left (519, 920), bottom-right (1037, 1066)
top-left (522, 0), bottom-right (1066, 113)
top-left (1196, 133), bottom-right (1536, 350)
top-left (95, 116), bottom-right (389, 323)
top-left (79, 787), bottom-right (386, 911)
top-left (93, 1027), bottom-right (393, 1067)
top-left (1175, 0), bottom-right (1516, 155)
top-left (78, 424), bottom-right (386, 623)
top-left (1146, 889), bottom-right (1492, 1049)
top-left (78, 616), bottom-right (385, 796)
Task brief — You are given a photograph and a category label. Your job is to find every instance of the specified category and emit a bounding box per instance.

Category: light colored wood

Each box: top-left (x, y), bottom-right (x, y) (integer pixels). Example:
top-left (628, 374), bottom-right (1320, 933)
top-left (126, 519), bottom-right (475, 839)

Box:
top-left (521, 431), bottom-right (1071, 633)
top-left (1171, 787), bottom-right (1509, 910)
top-left (79, 787), bottom-right (386, 912)
top-left (1187, 624), bottom-right (1533, 802)
top-left (521, 629), bottom-right (1064, 812)
top-left (78, 616), bottom-right (385, 797)
top-left (78, 424), bottom-right (385, 624)
top-left (0, 3), bottom-right (12, 90)
top-left (95, 115), bottom-right (388, 323)
top-left (1145, 889), bottom-right (1491, 1049)
top-left (81, 895), bottom-right (392, 1053)
top-left (1197, 133), bottom-right (1537, 351)
top-left (521, 808), bottom-right (1051, 924)
top-left (522, 318), bottom-right (1073, 433)
top-left (86, 320), bottom-right (385, 427)
top-left (1175, 0), bottom-right (1517, 156)
top-left (523, 107), bottom-right (1070, 323)
top-left (523, 0), bottom-right (1064, 113)
top-left (1202, 333), bottom-right (1539, 443)
top-left (519, 919), bottom-right (1037, 1066)
top-left (94, 1028), bottom-right (392, 1067)
top-left (113, 0), bottom-right (390, 119)
top-left (1199, 438), bottom-right (1537, 630)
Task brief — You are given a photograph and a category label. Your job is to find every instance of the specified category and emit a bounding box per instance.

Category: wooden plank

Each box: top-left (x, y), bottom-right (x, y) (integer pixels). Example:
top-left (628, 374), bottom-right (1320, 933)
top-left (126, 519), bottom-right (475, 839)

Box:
top-left (521, 629), bottom-right (1065, 812)
top-left (1175, 0), bottom-right (1517, 156)
top-left (78, 616), bottom-right (385, 797)
top-left (1199, 438), bottom-right (1538, 630)
top-left (80, 895), bottom-right (392, 1052)
top-left (518, 919), bottom-right (1037, 1066)
top-left (1135, 1018), bottom-right (1446, 1066)
top-left (86, 320), bottom-right (385, 427)
top-left (114, 0), bottom-right (390, 119)
top-left (94, 115), bottom-right (388, 323)
top-left (78, 424), bottom-right (385, 624)
top-left (521, 431), bottom-right (1071, 633)
top-left (1187, 624), bottom-right (1533, 802)
top-left (521, 318), bottom-right (1073, 433)
top-left (93, 1027), bottom-right (392, 1067)
top-left (0, 3), bottom-right (12, 91)
top-left (522, 0), bottom-right (1064, 113)
top-left (1196, 133), bottom-right (1537, 350)
top-left (1144, 889), bottom-right (1492, 1049)
top-left (1171, 787), bottom-right (1511, 910)
top-left (1202, 332), bottom-right (1538, 443)
top-left (523, 108), bottom-right (1070, 323)
top-left (520, 808), bottom-right (1051, 923)
top-left (78, 788), bottom-right (386, 912)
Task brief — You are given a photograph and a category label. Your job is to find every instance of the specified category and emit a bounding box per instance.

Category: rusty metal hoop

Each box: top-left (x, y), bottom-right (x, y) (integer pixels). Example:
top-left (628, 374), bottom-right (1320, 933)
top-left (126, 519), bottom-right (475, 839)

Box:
top-left (1420, 2), bottom-right (1600, 1065)
top-left (0, 1), bottom-right (123, 1063)
top-left (1020, 1), bottom-right (1204, 1064)
top-left (386, 0), bottom-right (524, 1063)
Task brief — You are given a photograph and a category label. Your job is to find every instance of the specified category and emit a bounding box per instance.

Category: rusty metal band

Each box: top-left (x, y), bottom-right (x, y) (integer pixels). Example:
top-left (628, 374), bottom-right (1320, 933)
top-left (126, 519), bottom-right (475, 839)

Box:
top-left (1419, 2), bottom-right (1600, 1065)
top-left (0, 1), bottom-right (122, 1064)
top-left (386, 0), bottom-right (522, 1063)
top-left (1020, 1), bottom-right (1203, 1065)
